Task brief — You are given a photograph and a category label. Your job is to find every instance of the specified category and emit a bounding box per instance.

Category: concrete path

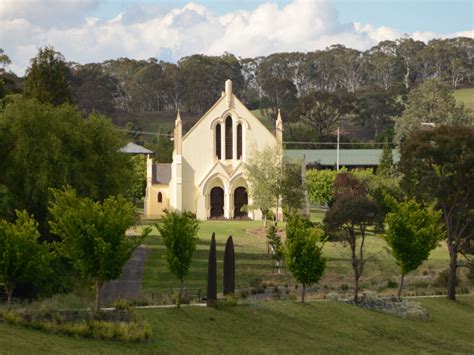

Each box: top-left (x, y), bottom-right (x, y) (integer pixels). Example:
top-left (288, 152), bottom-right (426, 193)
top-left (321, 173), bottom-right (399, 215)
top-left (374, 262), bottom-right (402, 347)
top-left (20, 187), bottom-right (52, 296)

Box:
top-left (100, 245), bottom-right (150, 306)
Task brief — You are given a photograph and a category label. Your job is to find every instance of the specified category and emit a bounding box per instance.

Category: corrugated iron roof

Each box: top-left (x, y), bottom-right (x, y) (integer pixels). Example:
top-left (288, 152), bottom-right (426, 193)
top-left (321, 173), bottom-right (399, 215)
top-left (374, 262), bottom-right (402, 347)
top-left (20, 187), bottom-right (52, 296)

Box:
top-left (119, 142), bottom-right (153, 154)
top-left (285, 149), bottom-right (400, 166)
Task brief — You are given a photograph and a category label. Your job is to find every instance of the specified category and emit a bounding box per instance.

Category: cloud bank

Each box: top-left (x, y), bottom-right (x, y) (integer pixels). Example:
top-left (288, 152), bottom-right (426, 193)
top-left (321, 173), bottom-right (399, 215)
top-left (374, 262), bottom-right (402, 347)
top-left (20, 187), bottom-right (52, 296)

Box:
top-left (1, 0), bottom-right (472, 75)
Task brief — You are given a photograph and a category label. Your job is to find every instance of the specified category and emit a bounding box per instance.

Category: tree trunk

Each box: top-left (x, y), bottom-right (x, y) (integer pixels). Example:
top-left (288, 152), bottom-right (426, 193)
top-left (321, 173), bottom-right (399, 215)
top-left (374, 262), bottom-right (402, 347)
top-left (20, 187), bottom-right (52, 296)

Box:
top-left (397, 274), bottom-right (405, 300)
top-left (404, 67), bottom-right (410, 89)
top-left (301, 284), bottom-right (306, 303)
top-left (5, 283), bottom-right (14, 304)
top-left (354, 275), bottom-right (359, 304)
top-left (95, 280), bottom-right (102, 311)
top-left (178, 279), bottom-right (184, 308)
top-left (447, 244), bottom-right (457, 301)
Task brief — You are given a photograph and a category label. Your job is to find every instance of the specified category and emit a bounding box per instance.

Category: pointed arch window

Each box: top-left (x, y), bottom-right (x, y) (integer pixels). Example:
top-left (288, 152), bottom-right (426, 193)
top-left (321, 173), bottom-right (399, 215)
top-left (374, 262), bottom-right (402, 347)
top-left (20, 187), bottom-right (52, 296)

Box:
top-left (237, 123), bottom-right (242, 160)
top-left (158, 192), bottom-right (163, 203)
top-left (215, 123), bottom-right (221, 159)
top-left (225, 116), bottom-right (233, 159)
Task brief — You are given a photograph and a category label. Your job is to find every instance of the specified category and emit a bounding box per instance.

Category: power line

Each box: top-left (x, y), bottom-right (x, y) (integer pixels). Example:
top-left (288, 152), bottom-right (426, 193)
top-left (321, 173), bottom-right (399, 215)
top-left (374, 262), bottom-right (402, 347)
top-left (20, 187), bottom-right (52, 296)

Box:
top-left (283, 141), bottom-right (390, 146)
top-left (117, 129), bottom-right (173, 137)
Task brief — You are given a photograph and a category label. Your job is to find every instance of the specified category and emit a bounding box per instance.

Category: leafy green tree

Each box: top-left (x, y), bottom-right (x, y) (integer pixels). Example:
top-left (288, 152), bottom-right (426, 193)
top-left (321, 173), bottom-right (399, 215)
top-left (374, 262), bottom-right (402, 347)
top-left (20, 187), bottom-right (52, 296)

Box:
top-left (147, 129), bottom-right (173, 163)
top-left (285, 213), bottom-right (326, 302)
top-left (155, 211), bottom-right (199, 307)
top-left (0, 98), bottom-right (134, 236)
top-left (377, 138), bottom-right (394, 177)
top-left (281, 161), bottom-right (305, 213)
top-left (0, 211), bottom-right (51, 303)
top-left (394, 78), bottom-right (472, 143)
top-left (244, 146), bottom-right (282, 225)
top-left (396, 38), bottom-right (425, 89)
top-left (49, 187), bottom-right (141, 310)
top-left (384, 199), bottom-right (444, 298)
top-left (23, 46), bottom-right (73, 105)
top-left (292, 90), bottom-right (356, 138)
top-left (0, 49), bottom-right (12, 69)
top-left (127, 155), bottom-right (147, 203)
top-left (324, 188), bottom-right (382, 303)
top-left (306, 169), bottom-right (337, 206)
top-left (267, 224), bottom-right (283, 274)
top-left (399, 125), bottom-right (474, 300)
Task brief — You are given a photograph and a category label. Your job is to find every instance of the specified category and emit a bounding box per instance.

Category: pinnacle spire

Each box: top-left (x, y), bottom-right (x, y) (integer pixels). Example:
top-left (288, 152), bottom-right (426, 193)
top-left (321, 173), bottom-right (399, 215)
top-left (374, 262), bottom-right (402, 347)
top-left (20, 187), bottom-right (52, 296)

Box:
top-left (175, 109), bottom-right (182, 125)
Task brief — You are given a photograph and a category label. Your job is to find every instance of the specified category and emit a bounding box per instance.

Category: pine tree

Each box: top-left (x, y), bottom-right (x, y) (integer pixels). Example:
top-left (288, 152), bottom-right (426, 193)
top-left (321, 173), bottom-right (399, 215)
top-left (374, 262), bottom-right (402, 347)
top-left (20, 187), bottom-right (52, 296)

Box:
top-left (223, 235), bottom-right (235, 295)
top-left (377, 138), bottom-right (394, 177)
top-left (207, 233), bottom-right (217, 305)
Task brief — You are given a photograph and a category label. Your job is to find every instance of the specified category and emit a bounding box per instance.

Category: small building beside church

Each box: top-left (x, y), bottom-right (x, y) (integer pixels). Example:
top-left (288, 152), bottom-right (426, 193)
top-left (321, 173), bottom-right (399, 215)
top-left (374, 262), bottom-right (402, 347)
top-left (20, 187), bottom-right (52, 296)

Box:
top-left (144, 79), bottom-right (283, 220)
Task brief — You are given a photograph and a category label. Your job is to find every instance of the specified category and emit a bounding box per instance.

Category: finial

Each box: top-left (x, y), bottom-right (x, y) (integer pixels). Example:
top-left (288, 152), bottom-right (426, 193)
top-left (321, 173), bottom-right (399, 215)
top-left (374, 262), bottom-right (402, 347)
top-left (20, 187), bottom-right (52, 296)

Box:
top-left (176, 109), bottom-right (182, 125)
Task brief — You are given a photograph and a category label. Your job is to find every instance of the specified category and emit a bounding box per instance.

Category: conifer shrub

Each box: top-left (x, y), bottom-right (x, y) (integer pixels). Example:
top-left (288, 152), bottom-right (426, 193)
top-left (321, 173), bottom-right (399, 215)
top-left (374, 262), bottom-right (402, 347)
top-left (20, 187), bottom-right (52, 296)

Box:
top-left (223, 235), bottom-right (235, 295)
top-left (207, 233), bottom-right (217, 306)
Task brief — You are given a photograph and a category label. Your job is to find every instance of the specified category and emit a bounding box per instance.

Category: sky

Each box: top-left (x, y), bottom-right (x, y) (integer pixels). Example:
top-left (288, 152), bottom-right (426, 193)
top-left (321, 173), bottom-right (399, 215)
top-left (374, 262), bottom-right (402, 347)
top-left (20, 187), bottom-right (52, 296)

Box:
top-left (1, 0), bottom-right (473, 75)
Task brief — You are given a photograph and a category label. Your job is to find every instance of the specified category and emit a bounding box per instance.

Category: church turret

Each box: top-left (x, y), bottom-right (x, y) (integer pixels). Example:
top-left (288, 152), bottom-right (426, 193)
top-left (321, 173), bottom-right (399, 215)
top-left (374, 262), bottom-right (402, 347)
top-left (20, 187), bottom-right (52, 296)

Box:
top-left (172, 110), bottom-right (183, 211)
top-left (174, 109), bottom-right (182, 155)
top-left (225, 79), bottom-right (233, 108)
top-left (276, 108), bottom-right (283, 149)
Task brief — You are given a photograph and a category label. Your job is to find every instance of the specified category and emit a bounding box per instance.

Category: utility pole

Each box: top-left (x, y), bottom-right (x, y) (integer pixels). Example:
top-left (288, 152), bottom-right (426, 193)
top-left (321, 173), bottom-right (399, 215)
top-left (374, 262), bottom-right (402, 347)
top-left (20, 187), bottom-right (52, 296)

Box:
top-left (336, 126), bottom-right (340, 171)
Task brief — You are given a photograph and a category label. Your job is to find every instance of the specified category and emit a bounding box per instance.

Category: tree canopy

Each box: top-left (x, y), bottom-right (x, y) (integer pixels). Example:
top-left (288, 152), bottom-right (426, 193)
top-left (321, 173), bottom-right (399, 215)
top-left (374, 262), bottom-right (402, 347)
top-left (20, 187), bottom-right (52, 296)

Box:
top-left (0, 98), bottom-right (134, 236)
top-left (399, 125), bottom-right (474, 300)
top-left (23, 46), bottom-right (73, 106)
top-left (49, 187), bottom-right (141, 310)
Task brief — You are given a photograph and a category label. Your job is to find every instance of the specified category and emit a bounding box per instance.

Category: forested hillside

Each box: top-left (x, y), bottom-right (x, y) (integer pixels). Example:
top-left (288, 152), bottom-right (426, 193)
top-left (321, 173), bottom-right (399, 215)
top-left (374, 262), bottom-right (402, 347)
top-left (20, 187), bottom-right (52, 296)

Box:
top-left (1, 37), bottom-right (473, 146)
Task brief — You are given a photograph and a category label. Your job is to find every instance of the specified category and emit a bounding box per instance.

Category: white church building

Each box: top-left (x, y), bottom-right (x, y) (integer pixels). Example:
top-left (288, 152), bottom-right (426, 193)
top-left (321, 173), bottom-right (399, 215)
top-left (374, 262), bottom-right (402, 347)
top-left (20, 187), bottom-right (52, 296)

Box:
top-left (144, 79), bottom-right (283, 220)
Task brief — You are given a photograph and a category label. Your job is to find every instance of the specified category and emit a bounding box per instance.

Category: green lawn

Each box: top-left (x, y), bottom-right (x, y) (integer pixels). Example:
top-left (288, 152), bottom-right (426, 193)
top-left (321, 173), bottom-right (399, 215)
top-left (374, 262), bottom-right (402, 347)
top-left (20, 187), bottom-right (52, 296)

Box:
top-left (138, 218), bottom-right (457, 298)
top-left (1, 297), bottom-right (473, 354)
top-left (454, 87), bottom-right (474, 110)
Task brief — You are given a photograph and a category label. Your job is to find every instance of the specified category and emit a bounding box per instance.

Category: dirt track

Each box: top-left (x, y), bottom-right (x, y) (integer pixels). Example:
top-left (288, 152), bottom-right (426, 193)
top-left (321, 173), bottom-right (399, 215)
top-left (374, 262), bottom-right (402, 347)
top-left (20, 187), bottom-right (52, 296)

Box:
top-left (100, 245), bottom-right (150, 306)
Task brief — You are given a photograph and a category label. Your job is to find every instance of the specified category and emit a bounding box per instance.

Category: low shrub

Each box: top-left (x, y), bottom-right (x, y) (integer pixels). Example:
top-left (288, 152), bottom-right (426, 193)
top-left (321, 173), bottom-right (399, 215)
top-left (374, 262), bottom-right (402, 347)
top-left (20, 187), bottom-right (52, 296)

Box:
top-left (215, 295), bottom-right (239, 308)
top-left (0, 309), bottom-right (151, 342)
top-left (340, 284), bottom-right (349, 291)
top-left (239, 289), bottom-right (249, 299)
top-left (113, 299), bottom-right (131, 311)
top-left (386, 280), bottom-right (398, 289)
top-left (434, 269), bottom-right (458, 288)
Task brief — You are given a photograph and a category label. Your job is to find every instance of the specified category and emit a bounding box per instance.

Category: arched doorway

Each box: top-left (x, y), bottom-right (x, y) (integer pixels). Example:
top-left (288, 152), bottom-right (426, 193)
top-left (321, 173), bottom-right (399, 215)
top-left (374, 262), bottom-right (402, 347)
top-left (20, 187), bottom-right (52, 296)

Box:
top-left (234, 187), bottom-right (248, 219)
top-left (210, 187), bottom-right (224, 218)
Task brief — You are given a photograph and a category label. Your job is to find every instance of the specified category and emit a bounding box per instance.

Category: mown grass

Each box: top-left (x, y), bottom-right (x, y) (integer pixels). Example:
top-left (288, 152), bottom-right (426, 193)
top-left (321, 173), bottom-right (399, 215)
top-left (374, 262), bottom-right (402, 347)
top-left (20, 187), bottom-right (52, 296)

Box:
top-left (0, 297), bottom-right (473, 354)
top-left (454, 87), bottom-right (474, 110)
top-left (138, 216), bottom-right (455, 297)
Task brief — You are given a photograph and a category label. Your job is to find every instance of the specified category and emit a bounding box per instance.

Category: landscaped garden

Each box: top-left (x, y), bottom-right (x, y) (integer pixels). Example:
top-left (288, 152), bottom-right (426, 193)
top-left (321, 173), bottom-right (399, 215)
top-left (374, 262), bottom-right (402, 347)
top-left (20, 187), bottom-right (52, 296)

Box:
top-left (138, 218), bottom-right (462, 303)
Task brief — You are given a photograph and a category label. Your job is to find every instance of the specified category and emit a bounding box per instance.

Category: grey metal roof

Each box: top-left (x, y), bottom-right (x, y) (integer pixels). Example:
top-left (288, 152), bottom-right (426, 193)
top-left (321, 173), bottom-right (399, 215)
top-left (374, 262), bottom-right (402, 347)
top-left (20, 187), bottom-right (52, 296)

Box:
top-left (285, 149), bottom-right (400, 166)
top-left (153, 163), bottom-right (171, 185)
top-left (119, 142), bottom-right (153, 154)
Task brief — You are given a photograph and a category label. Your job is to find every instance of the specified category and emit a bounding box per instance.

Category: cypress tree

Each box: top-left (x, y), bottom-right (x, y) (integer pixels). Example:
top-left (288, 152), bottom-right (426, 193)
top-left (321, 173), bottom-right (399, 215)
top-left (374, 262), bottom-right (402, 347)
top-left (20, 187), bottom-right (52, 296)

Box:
top-left (207, 233), bottom-right (217, 305)
top-left (223, 235), bottom-right (235, 295)
top-left (377, 138), bottom-right (394, 177)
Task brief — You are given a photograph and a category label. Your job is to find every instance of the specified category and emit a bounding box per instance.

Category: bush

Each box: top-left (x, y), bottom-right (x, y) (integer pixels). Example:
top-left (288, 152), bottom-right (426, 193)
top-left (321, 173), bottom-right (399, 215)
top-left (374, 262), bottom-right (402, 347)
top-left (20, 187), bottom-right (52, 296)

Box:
top-left (215, 295), bottom-right (239, 308)
top-left (113, 299), bottom-right (131, 311)
top-left (434, 269), bottom-right (458, 288)
top-left (387, 280), bottom-right (398, 289)
top-left (340, 284), bottom-right (349, 291)
top-left (0, 308), bottom-right (151, 342)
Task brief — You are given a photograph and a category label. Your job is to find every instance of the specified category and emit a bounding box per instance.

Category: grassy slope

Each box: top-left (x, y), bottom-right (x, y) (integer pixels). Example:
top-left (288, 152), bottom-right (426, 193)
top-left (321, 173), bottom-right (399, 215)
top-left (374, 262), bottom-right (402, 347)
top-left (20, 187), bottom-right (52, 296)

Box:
top-left (139, 218), bottom-right (451, 295)
top-left (453, 88), bottom-right (474, 111)
top-left (1, 297), bottom-right (473, 354)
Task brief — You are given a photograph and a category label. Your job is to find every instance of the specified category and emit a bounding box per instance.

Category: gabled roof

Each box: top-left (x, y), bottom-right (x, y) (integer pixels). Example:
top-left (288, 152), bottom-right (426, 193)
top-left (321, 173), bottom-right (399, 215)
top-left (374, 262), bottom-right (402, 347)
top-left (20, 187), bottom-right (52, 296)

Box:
top-left (119, 142), bottom-right (153, 154)
top-left (152, 163), bottom-right (171, 185)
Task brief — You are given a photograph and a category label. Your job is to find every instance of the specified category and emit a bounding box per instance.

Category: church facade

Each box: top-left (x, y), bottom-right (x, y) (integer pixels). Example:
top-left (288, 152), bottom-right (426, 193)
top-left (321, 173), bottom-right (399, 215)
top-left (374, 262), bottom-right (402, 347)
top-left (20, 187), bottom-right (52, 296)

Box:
top-left (144, 79), bottom-right (283, 220)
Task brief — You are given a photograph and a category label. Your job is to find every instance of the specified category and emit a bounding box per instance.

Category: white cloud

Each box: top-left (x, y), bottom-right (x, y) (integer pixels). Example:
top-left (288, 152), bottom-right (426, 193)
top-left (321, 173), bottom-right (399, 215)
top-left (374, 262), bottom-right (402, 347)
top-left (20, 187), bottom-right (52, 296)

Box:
top-left (1, 0), bottom-right (473, 75)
